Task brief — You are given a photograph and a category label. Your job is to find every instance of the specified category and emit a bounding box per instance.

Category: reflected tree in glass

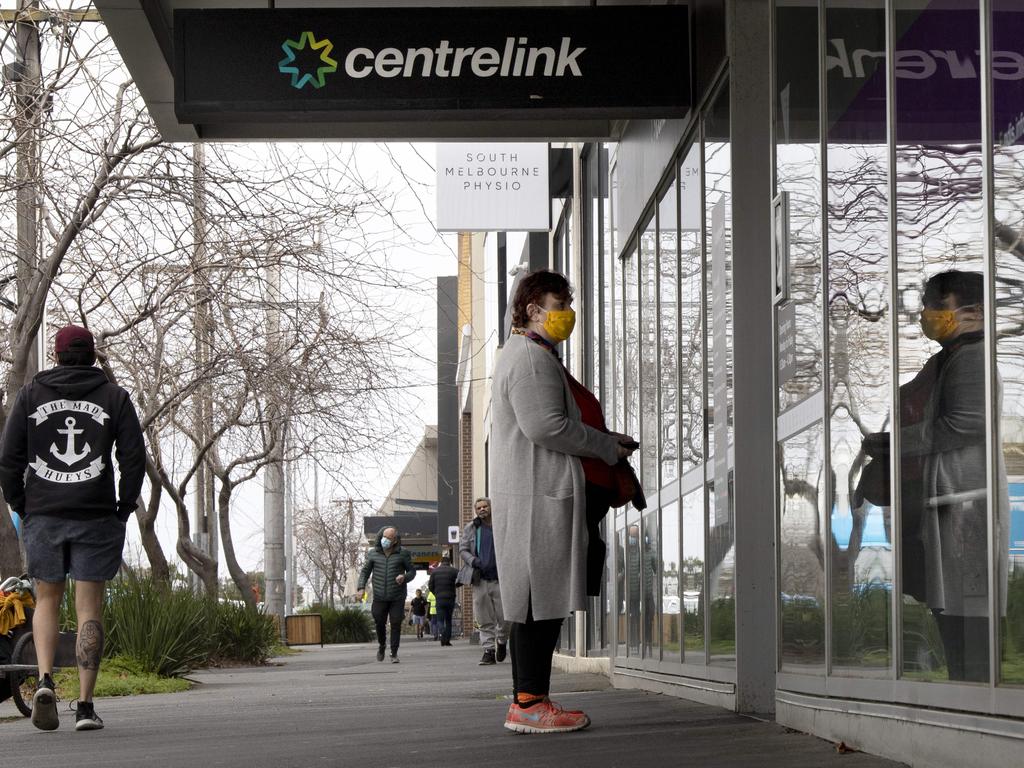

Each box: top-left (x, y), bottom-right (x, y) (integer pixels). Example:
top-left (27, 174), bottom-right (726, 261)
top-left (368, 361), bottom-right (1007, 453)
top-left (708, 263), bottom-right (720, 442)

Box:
top-left (779, 423), bottom-right (826, 669)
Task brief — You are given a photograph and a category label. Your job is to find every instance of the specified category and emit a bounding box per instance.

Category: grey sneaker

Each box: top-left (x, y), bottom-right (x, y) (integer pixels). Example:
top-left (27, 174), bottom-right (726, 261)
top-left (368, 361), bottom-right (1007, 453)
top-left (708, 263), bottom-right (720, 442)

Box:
top-left (31, 676), bottom-right (59, 731)
top-left (376, 647), bottom-right (385, 662)
top-left (75, 700), bottom-right (104, 731)
top-left (390, 655), bottom-right (400, 664)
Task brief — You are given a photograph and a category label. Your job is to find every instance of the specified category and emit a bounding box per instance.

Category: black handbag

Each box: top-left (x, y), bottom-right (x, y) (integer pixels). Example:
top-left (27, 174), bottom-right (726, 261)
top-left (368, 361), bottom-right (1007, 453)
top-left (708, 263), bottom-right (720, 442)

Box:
top-left (855, 457), bottom-right (890, 508)
top-left (609, 458), bottom-right (647, 511)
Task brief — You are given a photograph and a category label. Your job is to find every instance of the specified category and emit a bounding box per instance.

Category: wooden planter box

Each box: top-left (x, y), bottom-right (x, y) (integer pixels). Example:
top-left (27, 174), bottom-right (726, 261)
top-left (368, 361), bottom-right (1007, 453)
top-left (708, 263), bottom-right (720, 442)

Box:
top-left (285, 614), bottom-right (322, 647)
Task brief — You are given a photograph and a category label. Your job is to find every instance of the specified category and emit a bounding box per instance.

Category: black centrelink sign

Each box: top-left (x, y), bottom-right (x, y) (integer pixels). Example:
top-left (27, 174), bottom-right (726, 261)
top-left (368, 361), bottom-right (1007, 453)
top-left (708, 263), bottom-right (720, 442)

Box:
top-left (173, 7), bottom-right (690, 123)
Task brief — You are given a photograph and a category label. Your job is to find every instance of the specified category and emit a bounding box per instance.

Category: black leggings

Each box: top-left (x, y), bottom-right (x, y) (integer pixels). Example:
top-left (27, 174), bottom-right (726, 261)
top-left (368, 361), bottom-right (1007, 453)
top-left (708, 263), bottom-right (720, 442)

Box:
top-left (371, 598), bottom-right (405, 656)
top-left (934, 611), bottom-right (990, 682)
top-left (509, 598), bottom-right (564, 702)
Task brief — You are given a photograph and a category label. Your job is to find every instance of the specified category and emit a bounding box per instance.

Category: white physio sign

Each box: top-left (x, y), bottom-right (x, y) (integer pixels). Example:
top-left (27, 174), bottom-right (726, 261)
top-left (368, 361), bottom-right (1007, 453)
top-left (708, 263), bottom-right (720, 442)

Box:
top-left (436, 143), bottom-right (549, 232)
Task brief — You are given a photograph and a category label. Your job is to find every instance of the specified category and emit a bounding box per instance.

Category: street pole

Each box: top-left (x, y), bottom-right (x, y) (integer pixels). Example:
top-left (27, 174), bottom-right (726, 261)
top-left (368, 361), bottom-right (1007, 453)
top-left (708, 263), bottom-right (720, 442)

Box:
top-left (191, 142), bottom-right (218, 590)
top-left (14, 0), bottom-right (41, 380)
top-left (263, 259), bottom-right (286, 634)
top-left (284, 422), bottom-right (295, 615)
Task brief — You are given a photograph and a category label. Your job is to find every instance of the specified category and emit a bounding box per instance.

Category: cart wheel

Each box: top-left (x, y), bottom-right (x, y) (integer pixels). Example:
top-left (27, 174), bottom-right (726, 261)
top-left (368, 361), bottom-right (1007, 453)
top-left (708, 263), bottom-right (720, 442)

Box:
top-left (10, 631), bottom-right (37, 718)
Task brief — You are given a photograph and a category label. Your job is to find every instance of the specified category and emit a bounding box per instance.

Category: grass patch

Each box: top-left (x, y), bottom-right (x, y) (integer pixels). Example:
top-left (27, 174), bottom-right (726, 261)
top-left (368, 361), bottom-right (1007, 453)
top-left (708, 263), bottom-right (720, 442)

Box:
top-left (53, 656), bottom-right (192, 699)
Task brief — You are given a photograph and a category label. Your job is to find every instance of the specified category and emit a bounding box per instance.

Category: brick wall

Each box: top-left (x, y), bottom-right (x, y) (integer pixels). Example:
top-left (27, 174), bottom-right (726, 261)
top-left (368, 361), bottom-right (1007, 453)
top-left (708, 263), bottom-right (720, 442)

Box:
top-left (458, 410), bottom-right (475, 634)
top-left (457, 232), bottom-right (472, 330)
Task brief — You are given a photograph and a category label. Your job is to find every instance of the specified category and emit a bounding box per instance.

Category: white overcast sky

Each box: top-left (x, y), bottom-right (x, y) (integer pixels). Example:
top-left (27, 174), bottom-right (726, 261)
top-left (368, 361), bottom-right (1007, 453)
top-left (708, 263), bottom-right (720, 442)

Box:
top-left (125, 142), bottom-right (459, 584)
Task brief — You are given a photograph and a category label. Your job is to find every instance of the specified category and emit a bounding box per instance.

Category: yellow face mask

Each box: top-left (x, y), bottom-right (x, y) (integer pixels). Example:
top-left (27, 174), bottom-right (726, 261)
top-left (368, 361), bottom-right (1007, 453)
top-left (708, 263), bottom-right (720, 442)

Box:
top-left (920, 304), bottom-right (980, 342)
top-left (540, 308), bottom-right (576, 342)
top-left (920, 308), bottom-right (957, 341)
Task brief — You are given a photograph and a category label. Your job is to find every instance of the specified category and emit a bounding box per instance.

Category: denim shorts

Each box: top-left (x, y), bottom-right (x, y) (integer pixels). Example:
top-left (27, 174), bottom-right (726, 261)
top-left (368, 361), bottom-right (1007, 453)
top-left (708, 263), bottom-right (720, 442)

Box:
top-left (23, 514), bottom-right (126, 583)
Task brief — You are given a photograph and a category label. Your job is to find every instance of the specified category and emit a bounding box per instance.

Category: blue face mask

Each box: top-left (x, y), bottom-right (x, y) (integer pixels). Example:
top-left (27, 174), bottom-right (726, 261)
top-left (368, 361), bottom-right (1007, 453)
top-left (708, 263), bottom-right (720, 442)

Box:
top-left (380, 537), bottom-right (393, 549)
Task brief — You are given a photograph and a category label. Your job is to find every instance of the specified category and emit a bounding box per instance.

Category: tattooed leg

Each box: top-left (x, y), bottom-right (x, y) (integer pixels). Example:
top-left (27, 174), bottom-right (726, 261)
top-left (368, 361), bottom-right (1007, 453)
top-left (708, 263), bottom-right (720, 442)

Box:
top-left (77, 620), bottom-right (104, 670)
top-left (74, 580), bottom-right (106, 701)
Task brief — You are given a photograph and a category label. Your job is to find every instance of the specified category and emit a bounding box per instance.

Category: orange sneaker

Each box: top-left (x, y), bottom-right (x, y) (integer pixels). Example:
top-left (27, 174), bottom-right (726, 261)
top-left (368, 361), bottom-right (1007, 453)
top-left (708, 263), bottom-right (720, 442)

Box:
top-left (543, 696), bottom-right (584, 715)
top-left (504, 700), bottom-right (591, 734)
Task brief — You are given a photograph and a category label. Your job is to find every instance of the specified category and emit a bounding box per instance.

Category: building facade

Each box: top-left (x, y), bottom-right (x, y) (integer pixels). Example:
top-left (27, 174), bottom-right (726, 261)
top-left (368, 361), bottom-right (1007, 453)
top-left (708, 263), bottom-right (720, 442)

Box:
top-left (98, 0), bottom-right (1024, 764)
top-left (466, 3), bottom-right (1024, 765)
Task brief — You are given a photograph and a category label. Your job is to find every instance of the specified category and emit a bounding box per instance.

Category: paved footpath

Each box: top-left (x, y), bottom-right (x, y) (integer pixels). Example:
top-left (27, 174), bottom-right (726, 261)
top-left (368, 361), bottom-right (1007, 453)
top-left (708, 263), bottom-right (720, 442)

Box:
top-left (1, 638), bottom-right (904, 767)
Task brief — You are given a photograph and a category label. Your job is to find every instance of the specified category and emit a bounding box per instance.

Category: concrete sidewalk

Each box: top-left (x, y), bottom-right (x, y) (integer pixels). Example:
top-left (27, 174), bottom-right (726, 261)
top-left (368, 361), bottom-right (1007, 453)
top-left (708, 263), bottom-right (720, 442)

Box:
top-left (1, 638), bottom-right (904, 767)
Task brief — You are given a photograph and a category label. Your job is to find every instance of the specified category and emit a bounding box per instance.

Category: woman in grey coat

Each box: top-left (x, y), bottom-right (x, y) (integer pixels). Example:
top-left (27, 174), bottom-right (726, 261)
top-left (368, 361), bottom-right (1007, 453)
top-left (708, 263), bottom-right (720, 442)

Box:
top-left (865, 270), bottom-right (1008, 682)
top-left (490, 269), bottom-right (635, 733)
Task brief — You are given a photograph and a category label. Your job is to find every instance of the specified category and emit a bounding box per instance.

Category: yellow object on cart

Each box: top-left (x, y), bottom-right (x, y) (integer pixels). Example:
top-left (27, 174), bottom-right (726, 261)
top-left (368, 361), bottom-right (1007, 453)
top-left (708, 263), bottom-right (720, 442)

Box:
top-left (0, 590), bottom-right (35, 635)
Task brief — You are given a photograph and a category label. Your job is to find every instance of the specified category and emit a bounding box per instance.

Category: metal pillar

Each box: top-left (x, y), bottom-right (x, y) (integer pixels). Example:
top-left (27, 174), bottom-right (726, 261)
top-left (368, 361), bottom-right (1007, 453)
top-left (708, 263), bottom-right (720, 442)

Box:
top-left (728, 0), bottom-right (777, 715)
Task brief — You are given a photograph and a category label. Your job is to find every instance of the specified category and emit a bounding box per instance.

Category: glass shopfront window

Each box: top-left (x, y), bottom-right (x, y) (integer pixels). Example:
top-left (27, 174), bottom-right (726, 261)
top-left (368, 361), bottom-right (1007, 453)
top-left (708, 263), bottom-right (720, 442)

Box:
top-left (602, 112), bottom-right (726, 675)
top-left (779, 422), bottom-right (826, 669)
top-left (894, 0), bottom-right (989, 684)
top-left (602, 161), bottom-right (618, 434)
top-left (642, 508), bottom-right (661, 661)
top-left (584, 144), bottom-right (610, 653)
top-left (611, 164), bottom-right (624, 435)
top-left (661, 500), bottom-right (682, 661)
top-left (992, 0), bottom-right (1024, 686)
top-left (825, 0), bottom-right (893, 675)
top-left (616, 517), bottom-right (627, 657)
top-left (773, 0), bottom-right (1024, 720)
top-left (705, 84), bottom-right (736, 664)
top-left (640, 215), bottom-right (659, 493)
top-left (624, 243), bottom-right (640, 447)
top-left (775, 0), bottom-right (824, 416)
top-left (682, 488), bottom-right (706, 663)
top-left (626, 513), bottom-right (642, 657)
top-left (680, 144), bottom-right (705, 477)
top-left (659, 175), bottom-right (680, 486)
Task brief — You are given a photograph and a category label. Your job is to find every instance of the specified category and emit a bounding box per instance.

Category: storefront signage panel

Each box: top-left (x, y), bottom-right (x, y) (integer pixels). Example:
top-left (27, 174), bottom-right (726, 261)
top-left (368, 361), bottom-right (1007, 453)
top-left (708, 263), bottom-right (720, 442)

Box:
top-left (776, 4), bottom-right (1024, 144)
top-left (174, 7), bottom-right (691, 124)
top-left (436, 143), bottom-right (549, 232)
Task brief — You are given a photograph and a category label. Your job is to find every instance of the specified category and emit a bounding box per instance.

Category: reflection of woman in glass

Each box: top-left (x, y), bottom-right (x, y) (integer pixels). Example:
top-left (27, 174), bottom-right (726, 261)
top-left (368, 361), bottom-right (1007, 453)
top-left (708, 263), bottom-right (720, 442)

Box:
top-left (866, 270), bottom-right (1007, 681)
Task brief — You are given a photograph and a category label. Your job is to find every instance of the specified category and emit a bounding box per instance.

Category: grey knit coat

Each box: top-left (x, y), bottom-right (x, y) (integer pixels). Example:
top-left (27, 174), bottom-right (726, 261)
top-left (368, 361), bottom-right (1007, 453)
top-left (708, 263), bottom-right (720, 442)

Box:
top-left (489, 333), bottom-right (620, 623)
top-left (901, 338), bottom-right (1008, 617)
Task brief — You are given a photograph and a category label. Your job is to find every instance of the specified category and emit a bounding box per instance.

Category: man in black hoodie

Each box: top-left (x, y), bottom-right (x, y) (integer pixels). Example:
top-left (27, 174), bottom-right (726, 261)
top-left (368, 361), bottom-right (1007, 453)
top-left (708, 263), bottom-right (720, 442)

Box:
top-left (0, 325), bottom-right (145, 732)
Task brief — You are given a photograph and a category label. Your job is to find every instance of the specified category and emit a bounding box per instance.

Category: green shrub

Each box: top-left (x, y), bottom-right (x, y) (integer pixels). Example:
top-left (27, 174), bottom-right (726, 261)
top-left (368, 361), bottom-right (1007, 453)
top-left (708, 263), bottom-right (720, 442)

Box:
top-left (104, 575), bottom-right (212, 677)
top-left (301, 604), bottom-right (374, 643)
top-left (211, 601), bottom-right (277, 664)
top-left (55, 575), bottom-right (286, 677)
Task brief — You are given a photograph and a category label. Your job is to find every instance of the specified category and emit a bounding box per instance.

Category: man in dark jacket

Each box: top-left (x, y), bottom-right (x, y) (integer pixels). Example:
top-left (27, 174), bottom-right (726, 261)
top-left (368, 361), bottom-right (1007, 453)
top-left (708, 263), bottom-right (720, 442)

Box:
top-left (428, 555), bottom-right (459, 646)
top-left (0, 325), bottom-right (145, 732)
top-left (357, 525), bottom-right (416, 662)
top-left (459, 497), bottom-right (508, 664)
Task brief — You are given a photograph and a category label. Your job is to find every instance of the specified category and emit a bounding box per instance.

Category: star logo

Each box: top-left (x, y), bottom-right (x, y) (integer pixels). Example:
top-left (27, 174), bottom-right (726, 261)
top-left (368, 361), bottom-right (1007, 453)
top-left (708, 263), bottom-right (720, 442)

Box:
top-left (278, 31), bottom-right (338, 90)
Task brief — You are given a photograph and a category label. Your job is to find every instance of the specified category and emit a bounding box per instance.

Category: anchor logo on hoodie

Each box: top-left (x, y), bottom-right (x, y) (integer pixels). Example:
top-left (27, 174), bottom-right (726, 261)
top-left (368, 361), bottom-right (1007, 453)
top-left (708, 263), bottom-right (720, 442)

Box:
top-left (28, 399), bottom-right (109, 483)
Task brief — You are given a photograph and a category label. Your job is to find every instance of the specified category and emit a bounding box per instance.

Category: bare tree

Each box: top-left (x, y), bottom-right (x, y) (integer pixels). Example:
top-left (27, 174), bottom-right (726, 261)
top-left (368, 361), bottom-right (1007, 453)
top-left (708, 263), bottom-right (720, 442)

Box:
top-left (294, 499), bottom-right (363, 607)
top-left (0, 8), bottom-right (163, 571)
top-left (0, 8), bottom-right (434, 586)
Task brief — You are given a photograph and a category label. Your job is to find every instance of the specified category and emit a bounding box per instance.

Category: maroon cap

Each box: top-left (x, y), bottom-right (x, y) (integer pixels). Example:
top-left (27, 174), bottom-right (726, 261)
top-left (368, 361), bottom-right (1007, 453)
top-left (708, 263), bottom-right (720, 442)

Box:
top-left (54, 325), bottom-right (95, 354)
